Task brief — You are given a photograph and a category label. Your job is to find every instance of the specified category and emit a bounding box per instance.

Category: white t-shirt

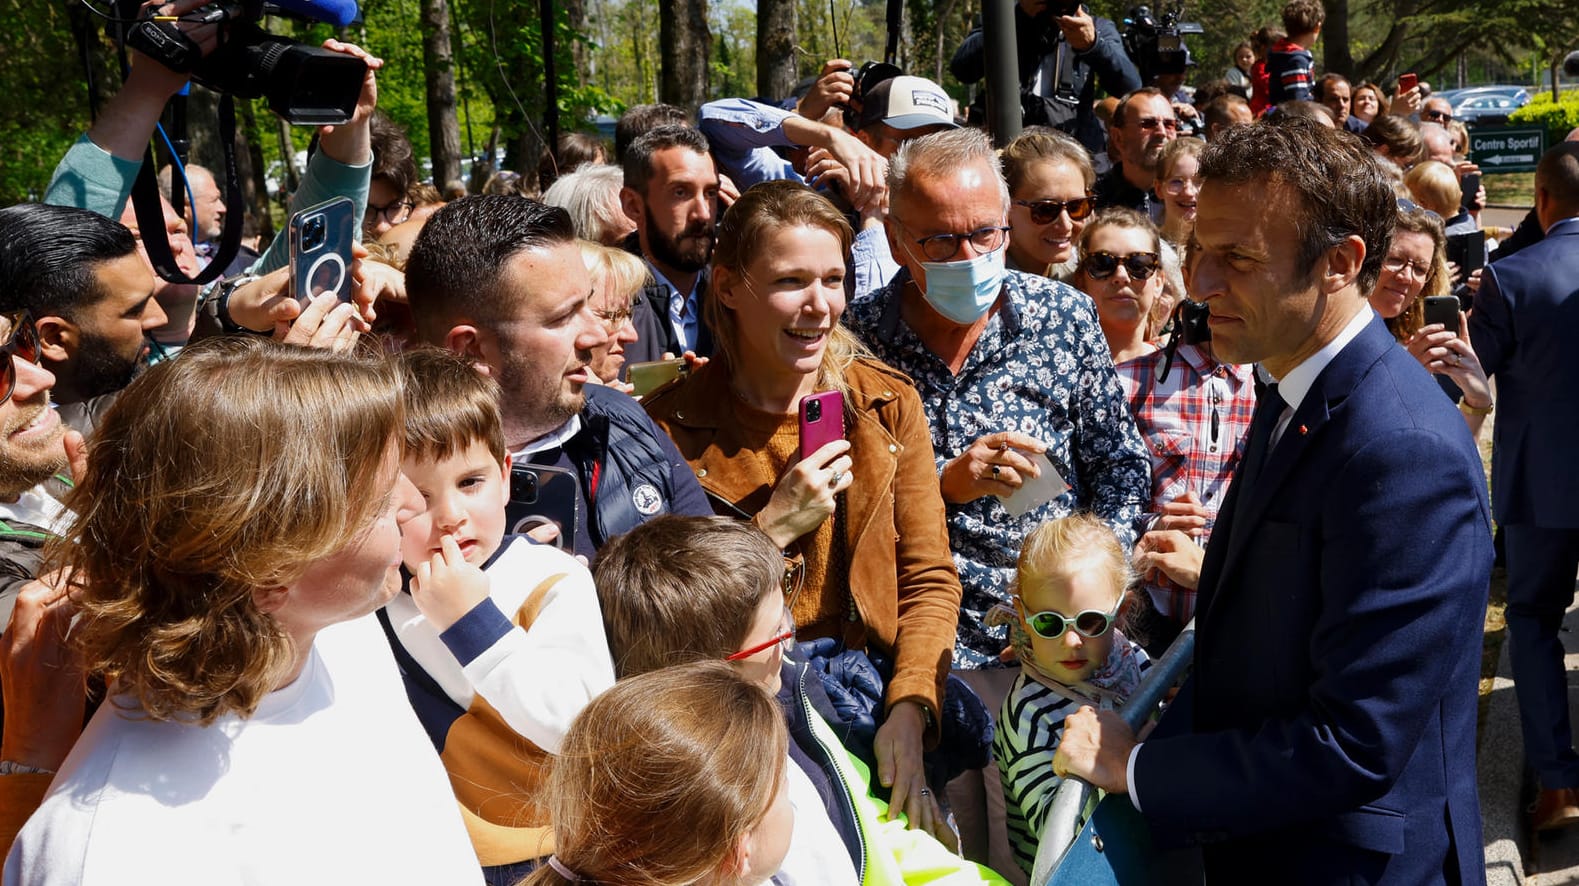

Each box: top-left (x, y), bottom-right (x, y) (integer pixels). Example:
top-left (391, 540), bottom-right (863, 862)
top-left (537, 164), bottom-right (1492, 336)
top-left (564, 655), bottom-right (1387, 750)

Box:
top-left (3, 615), bottom-right (483, 886)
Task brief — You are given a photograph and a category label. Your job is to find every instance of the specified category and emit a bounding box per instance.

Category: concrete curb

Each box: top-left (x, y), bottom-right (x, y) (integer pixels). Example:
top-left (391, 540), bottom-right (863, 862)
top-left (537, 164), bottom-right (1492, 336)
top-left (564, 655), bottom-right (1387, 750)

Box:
top-left (1481, 625), bottom-right (1527, 885)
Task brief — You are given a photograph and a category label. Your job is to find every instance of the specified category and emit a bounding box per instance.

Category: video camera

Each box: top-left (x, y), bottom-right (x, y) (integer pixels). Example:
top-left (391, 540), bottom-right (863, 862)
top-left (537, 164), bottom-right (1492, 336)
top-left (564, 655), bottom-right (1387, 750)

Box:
top-left (1122, 3), bottom-right (1204, 85)
top-left (114, 0), bottom-right (366, 126)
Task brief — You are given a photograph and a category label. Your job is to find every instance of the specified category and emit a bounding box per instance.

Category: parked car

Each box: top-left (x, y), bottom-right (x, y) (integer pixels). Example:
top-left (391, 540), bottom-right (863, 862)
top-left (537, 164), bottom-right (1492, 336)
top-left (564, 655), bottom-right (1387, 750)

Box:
top-left (1450, 86), bottom-right (1531, 126)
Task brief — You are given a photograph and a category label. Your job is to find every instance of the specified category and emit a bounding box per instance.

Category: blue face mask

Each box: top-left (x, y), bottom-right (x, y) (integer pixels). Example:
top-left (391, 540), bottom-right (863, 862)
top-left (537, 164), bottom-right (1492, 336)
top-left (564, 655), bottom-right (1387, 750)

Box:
top-left (913, 246), bottom-right (1007, 325)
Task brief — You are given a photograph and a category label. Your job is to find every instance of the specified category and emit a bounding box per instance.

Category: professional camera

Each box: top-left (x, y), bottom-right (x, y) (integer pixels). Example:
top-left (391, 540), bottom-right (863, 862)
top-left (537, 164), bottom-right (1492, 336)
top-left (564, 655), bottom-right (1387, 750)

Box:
top-left (1121, 3), bottom-right (1204, 86)
top-left (115, 0), bottom-right (365, 125)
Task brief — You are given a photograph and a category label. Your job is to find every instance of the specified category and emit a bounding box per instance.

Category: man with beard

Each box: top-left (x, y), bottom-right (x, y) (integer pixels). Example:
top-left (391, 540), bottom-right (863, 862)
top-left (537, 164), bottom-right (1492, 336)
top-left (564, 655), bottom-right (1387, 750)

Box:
top-left (0, 313), bottom-right (75, 631)
top-left (620, 125), bottom-right (721, 361)
top-left (404, 196), bottom-right (711, 560)
top-left (1093, 88), bottom-right (1179, 219)
top-left (0, 204), bottom-right (164, 438)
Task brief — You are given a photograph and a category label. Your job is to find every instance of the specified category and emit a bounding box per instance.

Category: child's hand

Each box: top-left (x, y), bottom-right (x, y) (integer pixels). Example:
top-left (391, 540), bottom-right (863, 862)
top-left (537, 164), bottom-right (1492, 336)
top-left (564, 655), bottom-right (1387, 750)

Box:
top-left (409, 535), bottom-right (491, 633)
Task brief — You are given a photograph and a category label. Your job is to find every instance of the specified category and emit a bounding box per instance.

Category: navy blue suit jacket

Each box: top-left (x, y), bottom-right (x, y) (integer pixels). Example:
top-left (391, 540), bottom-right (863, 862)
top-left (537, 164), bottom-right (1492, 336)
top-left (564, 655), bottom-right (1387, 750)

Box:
top-left (1469, 216), bottom-right (1579, 528)
top-left (1133, 315), bottom-right (1493, 884)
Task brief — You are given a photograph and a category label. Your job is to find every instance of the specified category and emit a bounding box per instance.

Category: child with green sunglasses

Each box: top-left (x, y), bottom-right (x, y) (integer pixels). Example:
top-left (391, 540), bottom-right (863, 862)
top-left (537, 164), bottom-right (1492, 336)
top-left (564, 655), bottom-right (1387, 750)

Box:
top-left (985, 513), bottom-right (1151, 876)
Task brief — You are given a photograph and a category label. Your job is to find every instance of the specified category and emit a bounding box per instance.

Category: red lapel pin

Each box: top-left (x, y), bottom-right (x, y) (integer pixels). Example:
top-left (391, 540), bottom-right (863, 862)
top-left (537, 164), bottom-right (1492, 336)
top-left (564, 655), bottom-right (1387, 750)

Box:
top-left (1299, 424), bottom-right (1309, 435)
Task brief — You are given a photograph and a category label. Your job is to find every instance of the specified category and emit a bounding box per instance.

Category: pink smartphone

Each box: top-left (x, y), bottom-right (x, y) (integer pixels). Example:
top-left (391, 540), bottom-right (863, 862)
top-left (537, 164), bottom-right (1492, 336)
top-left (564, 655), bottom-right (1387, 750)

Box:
top-left (798, 391), bottom-right (846, 462)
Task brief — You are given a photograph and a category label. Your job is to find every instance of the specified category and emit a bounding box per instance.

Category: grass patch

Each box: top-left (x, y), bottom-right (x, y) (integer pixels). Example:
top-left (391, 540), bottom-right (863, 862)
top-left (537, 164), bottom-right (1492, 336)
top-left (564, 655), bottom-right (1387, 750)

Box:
top-left (1485, 172), bottom-right (1535, 207)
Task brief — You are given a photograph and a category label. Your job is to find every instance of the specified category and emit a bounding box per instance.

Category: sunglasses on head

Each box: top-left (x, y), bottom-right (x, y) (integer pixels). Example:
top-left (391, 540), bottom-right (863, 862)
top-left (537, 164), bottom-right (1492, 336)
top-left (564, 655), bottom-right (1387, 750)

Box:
top-left (1082, 251), bottom-right (1161, 281)
top-left (1018, 597), bottom-right (1122, 640)
top-left (0, 313), bottom-right (40, 406)
top-left (1014, 196), bottom-right (1096, 225)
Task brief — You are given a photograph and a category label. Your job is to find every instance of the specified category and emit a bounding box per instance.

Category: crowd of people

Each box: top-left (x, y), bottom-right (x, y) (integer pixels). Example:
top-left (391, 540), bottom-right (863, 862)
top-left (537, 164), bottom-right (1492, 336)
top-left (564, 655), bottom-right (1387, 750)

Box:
top-left (0, 0), bottom-right (1577, 883)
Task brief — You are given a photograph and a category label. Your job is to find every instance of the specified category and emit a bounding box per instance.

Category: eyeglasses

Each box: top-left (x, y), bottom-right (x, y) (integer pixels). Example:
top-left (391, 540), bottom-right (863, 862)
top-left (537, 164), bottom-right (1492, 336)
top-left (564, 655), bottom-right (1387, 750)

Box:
top-left (1421, 108), bottom-right (1453, 123)
top-left (1381, 254), bottom-right (1431, 279)
top-left (1018, 597), bottom-right (1122, 640)
top-left (592, 297), bottom-right (641, 333)
top-left (364, 199), bottom-right (415, 227)
top-left (726, 606), bottom-right (797, 661)
top-left (1014, 196), bottom-right (1096, 225)
top-left (1081, 251), bottom-right (1161, 281)
top-left (1163, 176), bottom-right (1202, 196)
top-left (0, 312), bottom-right (40, 406)
top-left (1135, 116), bottom-right (1180, 133)
top-left (898, 223), bottom-right (1011, 263)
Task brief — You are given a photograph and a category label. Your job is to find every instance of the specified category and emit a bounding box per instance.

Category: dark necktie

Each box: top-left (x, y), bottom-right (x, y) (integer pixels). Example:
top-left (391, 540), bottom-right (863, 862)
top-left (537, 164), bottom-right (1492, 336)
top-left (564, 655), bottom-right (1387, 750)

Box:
top-left (1234, 381), bottom-right (1285, 509)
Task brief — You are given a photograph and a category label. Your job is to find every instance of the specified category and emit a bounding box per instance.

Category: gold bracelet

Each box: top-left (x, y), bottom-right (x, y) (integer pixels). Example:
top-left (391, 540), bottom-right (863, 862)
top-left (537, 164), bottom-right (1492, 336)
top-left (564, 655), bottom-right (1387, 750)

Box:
top-left (1460, 399), bottom-right (1493, 416)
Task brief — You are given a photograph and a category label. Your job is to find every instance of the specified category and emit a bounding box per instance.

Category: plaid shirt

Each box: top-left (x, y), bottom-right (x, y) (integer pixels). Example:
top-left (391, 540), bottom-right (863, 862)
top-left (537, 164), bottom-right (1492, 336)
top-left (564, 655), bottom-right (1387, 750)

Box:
top-left (845, 270), bottom-right (1152, 668)
top-left (1115, 343), bottom-right (1255, 623)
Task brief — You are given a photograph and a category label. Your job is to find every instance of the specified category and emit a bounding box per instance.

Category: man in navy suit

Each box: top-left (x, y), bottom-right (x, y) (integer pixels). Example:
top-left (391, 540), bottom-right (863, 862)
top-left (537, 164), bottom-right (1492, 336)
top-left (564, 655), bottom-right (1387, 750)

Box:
top-left (1470, 141), bottom-right (1579, 832)
top-left (1055, 117), bottom-right (1494, 883)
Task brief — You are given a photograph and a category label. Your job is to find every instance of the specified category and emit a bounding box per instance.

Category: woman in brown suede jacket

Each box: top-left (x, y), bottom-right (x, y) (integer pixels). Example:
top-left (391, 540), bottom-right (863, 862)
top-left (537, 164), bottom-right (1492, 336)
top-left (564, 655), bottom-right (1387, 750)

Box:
top-left (643, 181), bottom-right (963, 838)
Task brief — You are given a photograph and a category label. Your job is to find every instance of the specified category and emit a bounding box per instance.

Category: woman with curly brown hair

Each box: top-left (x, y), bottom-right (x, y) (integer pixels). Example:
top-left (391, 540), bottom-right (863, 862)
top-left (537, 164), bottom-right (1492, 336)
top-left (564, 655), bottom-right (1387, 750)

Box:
top-left (5, 338), bottom-right (482, 886)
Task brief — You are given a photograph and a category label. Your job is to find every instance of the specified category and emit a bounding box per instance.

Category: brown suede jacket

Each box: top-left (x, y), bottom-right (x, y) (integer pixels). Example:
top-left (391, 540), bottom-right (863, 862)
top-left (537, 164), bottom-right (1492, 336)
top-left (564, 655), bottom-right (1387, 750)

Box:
top-left (644, 357), bottom-right (962, 731)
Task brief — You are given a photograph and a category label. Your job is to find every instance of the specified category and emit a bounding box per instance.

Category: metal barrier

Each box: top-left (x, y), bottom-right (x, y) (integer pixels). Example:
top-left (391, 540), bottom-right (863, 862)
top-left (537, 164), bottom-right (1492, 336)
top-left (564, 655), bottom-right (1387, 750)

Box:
top-left (1030, 622), bottom-right (1197, 886)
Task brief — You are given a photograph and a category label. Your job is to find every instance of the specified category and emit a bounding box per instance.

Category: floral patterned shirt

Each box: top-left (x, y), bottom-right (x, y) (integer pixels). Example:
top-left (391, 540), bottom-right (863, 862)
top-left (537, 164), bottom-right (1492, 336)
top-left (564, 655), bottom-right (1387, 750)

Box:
top-left (844, 269), bottom-right (1152, 668)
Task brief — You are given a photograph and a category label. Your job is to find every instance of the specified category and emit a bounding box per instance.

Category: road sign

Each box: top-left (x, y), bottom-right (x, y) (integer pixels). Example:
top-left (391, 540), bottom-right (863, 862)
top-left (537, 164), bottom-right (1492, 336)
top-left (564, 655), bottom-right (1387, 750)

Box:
top-left (1468, 126), bottom-right (1546, 173)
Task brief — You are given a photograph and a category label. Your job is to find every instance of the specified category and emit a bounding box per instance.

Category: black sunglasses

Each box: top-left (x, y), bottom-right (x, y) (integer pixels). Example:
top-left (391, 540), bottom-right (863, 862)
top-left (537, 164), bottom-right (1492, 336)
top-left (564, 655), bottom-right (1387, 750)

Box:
top-left (1014, 196), bottom-right (1096, 225)
top-left (0, 312), bottom-right (40, 406)
top-left (1082, 251), bottom-right (1161, 281)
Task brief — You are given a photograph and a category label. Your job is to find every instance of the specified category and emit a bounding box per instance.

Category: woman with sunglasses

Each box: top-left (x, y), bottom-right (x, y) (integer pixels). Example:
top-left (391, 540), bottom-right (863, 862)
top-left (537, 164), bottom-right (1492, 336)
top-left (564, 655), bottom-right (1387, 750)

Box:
top-left (644, 181), bottom-right (963, 840)
top-left (999, 129), bottom-right (1096, 281)
top-left (1368, 207), bottom-right (1493, 436)
top-left (1071, 208), bottom-right (1168, 363)
top-left (987, 514), bottom-right (1150, 877)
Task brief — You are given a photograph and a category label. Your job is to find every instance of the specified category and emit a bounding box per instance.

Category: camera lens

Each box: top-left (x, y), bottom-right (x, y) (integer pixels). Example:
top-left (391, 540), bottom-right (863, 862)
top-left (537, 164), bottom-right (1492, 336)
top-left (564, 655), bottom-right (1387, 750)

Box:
top-left (302, 215), bottom-right (327, 252)
top-left (806, 399), bottom-right (822, 421)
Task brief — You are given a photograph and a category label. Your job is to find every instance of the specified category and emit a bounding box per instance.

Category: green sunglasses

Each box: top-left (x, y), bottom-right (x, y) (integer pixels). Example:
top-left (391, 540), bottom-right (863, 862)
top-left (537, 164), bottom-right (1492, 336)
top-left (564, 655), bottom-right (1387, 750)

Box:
top-left (1017, 597), bottom-right (1122, 640)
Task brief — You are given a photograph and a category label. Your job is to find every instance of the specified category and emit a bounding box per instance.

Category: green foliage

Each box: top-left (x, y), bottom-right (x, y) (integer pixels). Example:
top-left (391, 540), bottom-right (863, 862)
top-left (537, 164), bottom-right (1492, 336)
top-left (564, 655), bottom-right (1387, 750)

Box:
top-left (1510, 89), bottom-right (1579, 146)
top-left (0, 0), bottom-right (107, 203)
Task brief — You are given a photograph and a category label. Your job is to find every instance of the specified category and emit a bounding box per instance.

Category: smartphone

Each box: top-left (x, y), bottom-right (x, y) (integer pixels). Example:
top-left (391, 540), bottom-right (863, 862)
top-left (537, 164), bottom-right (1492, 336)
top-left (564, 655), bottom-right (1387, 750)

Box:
top-left (288, 196), bottom-right (357, 305)
top-left (506, 463), bottom-right (581, 551)
top-left (798, 391), bottom-right (846, 462)
top-left (1422, 295), bottom-right (1460, 334)
top-left (1445, 230), bottom-right (1486, 284)
top-left (1459, 173), bottom-right (1481, 212)
top-left (1398, 72), bottom-right (1418, 93)
top-left (628, 358), bottom-right (688, 398)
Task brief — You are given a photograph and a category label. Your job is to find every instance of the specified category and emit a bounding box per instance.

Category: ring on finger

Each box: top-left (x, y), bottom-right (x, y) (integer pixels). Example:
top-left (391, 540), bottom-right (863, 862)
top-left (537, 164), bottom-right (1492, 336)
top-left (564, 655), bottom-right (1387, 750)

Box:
top-left (829, 470), bottom-right (844, 488)
top-left (919, 787), bottom-right (931, 797)
top-left (990, 464), bottom-right (1001, 478)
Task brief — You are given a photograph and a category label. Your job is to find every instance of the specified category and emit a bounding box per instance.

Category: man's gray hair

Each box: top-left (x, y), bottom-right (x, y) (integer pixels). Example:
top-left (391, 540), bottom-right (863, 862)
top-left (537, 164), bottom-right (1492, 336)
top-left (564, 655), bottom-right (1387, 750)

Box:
top-left (543, 164), bottom-right (630, 245)
top-left (888, 127), bottom-right (1010, 213)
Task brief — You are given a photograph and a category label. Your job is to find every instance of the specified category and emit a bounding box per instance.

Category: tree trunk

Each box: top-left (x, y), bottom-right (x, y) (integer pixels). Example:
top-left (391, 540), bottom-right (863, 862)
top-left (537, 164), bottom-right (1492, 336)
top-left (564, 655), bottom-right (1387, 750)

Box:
top-left (757, 0), bottom-right (796, 102)
top-left (660, 0), bottom-right (711, 113)
top-left (1321, 0), bottom-right (1352, 77)
top-left (421, 0), bottom-right (464, 190)
top-left (238, 97), bottom-right (275, 244)
top-left (565, 0), bottom-right (589, 83)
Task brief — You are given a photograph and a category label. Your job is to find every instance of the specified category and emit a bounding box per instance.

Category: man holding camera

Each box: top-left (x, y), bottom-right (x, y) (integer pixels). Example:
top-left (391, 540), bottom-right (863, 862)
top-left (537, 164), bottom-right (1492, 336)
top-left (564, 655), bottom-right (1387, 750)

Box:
top-left (950, 0), bottom-right (1140, 158)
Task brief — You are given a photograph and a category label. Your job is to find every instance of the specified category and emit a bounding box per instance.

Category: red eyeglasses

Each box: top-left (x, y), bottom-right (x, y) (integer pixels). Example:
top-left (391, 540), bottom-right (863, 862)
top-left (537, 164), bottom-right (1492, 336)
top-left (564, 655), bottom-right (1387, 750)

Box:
top-left (725, 606), bottom-right (797, 661)
top-left (0, 313), bottom-right (40, 405)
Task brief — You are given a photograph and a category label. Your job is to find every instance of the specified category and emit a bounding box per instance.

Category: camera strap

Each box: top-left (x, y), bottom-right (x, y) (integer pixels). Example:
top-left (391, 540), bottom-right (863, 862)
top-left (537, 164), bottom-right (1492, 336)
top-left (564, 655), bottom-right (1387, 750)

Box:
top-left (129, 92), bottom-right (245, 286)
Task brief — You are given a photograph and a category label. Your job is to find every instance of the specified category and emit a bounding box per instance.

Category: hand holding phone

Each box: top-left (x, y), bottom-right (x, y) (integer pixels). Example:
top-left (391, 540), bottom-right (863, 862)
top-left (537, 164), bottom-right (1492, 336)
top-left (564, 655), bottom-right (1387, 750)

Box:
top-left (628, 358), bottom-right (688, 398)
top-left (1422, 295), bottom-right (1461, 334)
top-left (289, 197), bottom-right (357, 305)
top-left (506, 464), bottom-right (581, 552)
top-left (1397, 72), bottom-right (1417, 94)
top-left (798, 391), bottom-right (846, 462)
